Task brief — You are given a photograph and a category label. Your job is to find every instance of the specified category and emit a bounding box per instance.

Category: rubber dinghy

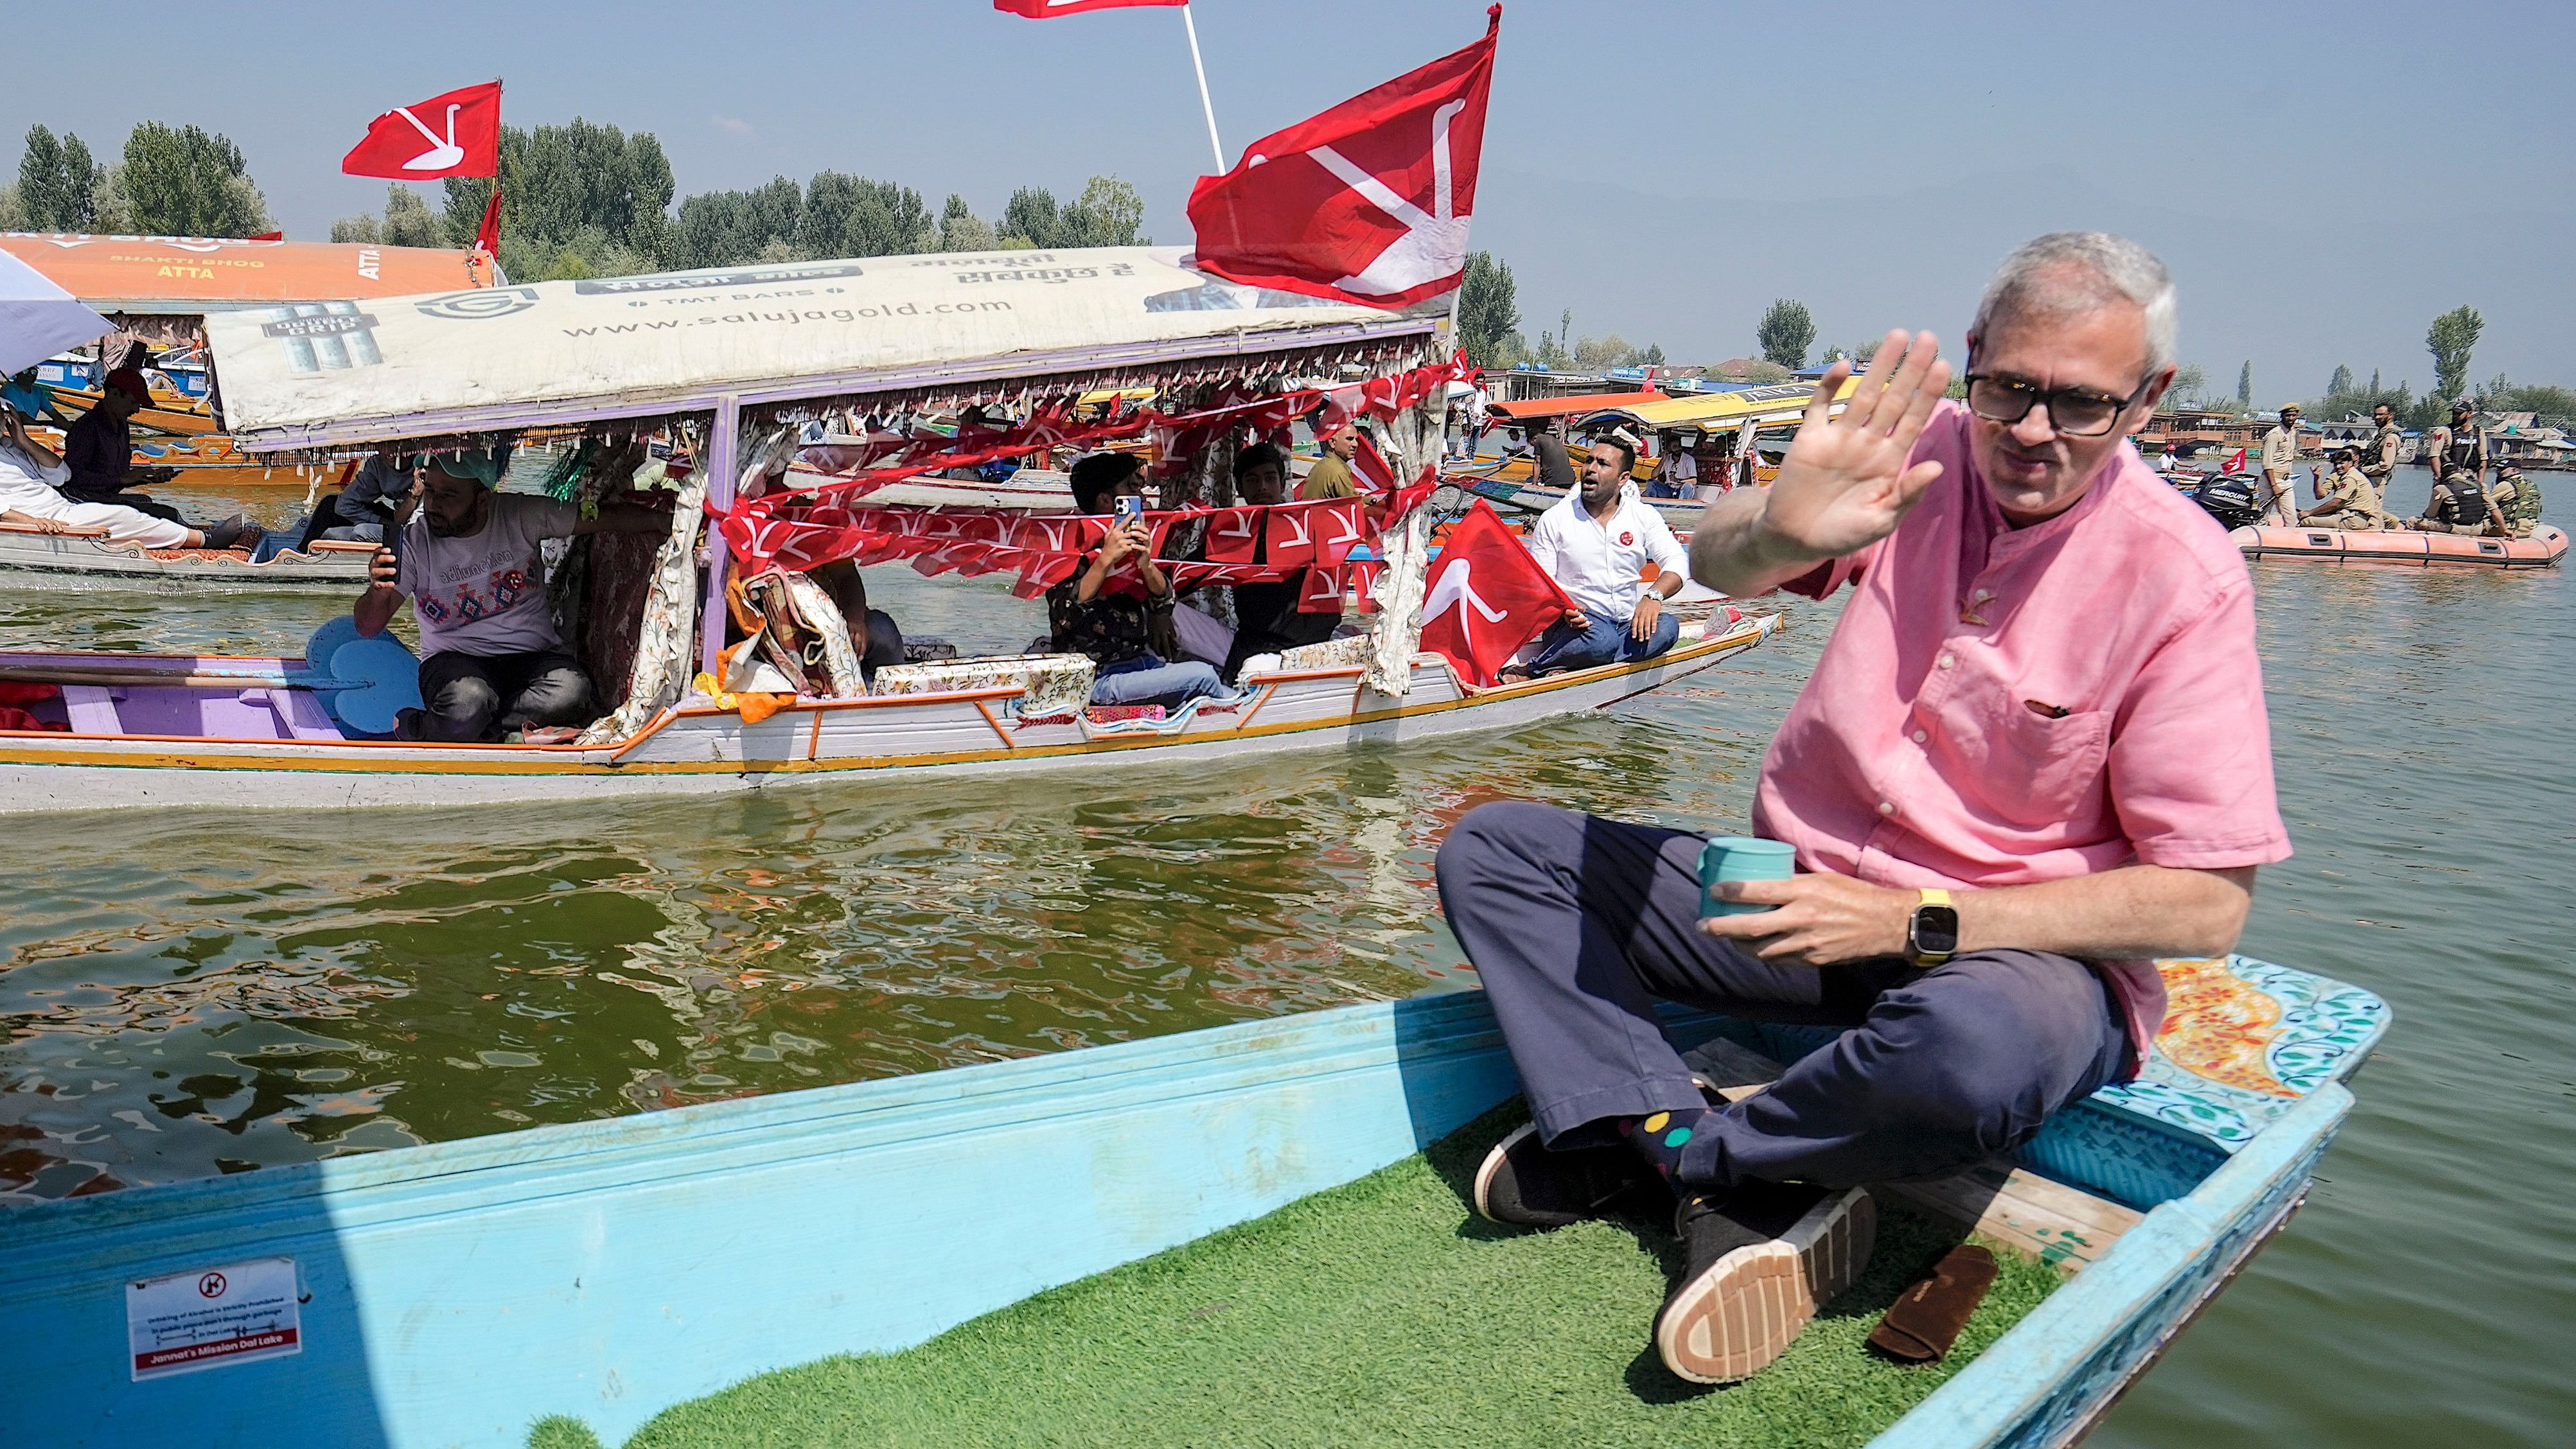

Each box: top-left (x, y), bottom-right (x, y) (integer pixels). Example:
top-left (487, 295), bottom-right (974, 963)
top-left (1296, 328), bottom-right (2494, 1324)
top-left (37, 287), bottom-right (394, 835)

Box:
top-left (2232, 522), bottom-right (2566, 567)
top-left (0, 954), bottom-right (2386, 1448)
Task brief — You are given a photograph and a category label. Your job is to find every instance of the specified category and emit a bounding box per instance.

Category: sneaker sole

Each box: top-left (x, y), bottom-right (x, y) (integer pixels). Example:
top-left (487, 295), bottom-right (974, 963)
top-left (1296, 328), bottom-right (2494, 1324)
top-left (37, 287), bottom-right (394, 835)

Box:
top-left (1654, 1186), bottom-right (1876, 1384)
top-left (1470, 1121), bottom-right (1539, 1224)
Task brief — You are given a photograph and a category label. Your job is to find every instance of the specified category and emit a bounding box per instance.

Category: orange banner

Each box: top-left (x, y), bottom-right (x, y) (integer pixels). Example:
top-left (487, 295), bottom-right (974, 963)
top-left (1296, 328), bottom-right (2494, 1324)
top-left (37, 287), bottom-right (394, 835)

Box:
top-left (0, 234), bottom-right (491, 310)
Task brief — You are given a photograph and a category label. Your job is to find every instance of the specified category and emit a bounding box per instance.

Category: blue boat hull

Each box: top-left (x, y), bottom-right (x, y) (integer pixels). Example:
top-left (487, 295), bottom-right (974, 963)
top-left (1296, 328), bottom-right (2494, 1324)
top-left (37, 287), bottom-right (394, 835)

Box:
top-left (0, 960), bottom-right (2377, 1448)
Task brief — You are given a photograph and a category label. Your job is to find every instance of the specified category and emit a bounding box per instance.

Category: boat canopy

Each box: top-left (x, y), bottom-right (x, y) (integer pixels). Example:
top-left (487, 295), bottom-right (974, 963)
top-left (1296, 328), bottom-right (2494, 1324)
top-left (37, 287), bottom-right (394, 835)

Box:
top-left (203, 246), bottom-right (1439, 453)
top-left (0, 234), bottom-right (491, 314)
top-left (1584, 378), bottom-right (1858, 432)
top-left (1487, 390), bottom-right (1669, 421)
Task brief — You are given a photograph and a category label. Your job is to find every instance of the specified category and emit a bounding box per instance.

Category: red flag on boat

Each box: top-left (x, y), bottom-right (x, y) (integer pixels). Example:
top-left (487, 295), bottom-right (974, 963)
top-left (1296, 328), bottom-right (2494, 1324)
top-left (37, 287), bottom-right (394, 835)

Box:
top-left (1204, 505), bottom-right (1262, 564)
top-left (994, 0), bottom-right (1183, 13)
top-left (2219, 448), bottom-right (2248, 474)
top-left (1416, 500), bottom-right (1575, 687)
top-left (473, 187), bottom-right (504, 256)
top-left (342, 82), bottom-right (502, 180)
top-left (1313, 496), bottom-right (1369, 565)
top-left (1298, 563), bottom-right (1346, 613)
top-left (1186, 6), bottom-right (1499, 308)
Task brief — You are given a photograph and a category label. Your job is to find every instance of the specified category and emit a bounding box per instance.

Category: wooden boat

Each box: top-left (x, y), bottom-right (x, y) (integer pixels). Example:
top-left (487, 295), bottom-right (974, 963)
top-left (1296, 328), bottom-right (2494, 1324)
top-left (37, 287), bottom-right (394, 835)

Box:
top-left (0, 616), bottom-right (1770, 812)
top-left (0, 518), bottom-right (372, 590)
top-left (0, 245), bottom-right (1784, 812)
top-left (2231, 522), bottom-right (2567, 568)
top-left (0, 953), bottom-right (2385, 1446)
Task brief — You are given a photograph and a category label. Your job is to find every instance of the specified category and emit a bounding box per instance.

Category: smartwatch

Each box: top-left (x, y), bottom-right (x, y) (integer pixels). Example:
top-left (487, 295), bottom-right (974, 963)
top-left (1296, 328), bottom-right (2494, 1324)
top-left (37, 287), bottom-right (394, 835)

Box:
top-left (1907, 888), bottom-right (1960, 967)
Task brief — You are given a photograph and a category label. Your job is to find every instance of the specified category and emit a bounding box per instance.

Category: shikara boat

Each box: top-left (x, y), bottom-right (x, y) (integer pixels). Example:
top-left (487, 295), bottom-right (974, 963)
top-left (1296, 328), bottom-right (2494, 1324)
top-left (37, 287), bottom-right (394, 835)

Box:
top-left (0, 953), bottom-right (2385, 1447)
top-left (0, 518), bottom-right (371, 590)
top-left (2231, 522), bottom-right (2567, 568)
top-left (0, 245), bottom-right (1778, 812)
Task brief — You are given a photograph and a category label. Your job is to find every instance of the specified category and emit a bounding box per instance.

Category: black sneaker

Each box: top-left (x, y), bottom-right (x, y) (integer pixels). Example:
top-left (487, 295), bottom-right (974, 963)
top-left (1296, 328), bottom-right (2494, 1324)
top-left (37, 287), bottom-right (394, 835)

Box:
top-left (1470, 1122), bottom-right (1666, 1229)
top-left (1653, 1181), bottom-right (1876, 1384)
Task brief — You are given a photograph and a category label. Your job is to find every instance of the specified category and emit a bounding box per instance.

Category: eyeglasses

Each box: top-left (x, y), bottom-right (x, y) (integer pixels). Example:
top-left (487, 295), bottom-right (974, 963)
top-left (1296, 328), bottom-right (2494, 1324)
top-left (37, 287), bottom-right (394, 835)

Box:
top-left (1963, 373), bottom-right (2154, 439)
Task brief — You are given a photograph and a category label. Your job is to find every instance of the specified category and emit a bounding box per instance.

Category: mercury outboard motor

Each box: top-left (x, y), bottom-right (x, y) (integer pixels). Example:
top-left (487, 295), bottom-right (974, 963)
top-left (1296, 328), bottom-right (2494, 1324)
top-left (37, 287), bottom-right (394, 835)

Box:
top-left (2189, 474), bottom-right (2265, 530)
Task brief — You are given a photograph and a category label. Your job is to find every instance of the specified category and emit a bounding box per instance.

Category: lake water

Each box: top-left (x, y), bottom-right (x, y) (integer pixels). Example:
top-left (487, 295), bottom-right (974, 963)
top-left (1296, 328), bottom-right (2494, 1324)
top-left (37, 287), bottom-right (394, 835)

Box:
top-left (2, 466), bottom-right (2567, 1446)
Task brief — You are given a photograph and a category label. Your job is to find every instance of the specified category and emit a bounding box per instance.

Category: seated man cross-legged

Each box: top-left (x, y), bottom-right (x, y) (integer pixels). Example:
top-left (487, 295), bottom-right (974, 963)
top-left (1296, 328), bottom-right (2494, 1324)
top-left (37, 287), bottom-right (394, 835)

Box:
top-left (353, 447), bottom-right (673, 742)
top-left (1436, 233), bottom-right (2288, 1385)
top-left (1048, 452), bottom-right (1236, 710)
top-left (1508, 430), bottom-right (1686, 678)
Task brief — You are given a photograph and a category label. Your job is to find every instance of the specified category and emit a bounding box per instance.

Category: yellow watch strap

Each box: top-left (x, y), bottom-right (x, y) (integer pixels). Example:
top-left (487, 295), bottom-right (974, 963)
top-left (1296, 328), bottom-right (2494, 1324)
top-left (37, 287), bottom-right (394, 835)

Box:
top-left (1918, 888), bottom-right (1953, 908)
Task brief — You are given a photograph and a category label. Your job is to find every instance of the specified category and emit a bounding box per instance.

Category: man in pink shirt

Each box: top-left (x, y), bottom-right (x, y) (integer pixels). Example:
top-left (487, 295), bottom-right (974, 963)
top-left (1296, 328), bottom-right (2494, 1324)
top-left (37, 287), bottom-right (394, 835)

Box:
top-left (1436, 233), bottom-right (2289, 1385)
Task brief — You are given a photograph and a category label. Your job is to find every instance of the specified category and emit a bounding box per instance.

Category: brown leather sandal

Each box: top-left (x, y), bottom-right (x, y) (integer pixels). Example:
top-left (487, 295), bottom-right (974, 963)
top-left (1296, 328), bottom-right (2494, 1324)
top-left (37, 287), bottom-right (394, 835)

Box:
top-left (1866, 1242), bottom-right (1998, 1364)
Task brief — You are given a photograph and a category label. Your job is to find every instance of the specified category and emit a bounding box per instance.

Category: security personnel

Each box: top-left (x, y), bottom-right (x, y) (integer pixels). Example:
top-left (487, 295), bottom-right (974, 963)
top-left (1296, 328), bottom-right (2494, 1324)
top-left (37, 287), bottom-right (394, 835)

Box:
top-left (2489, 463), bottom-right (2544, 539)
top-left (2300, 448), bottom-right (2395, 531)
top-left (2258, 404), bottom-right (2302, 524)
top-left (2439, 398), bottom-right (2488, 484)
top-left (2359, 401), bottom-right (2404, 517)
top-left (2408, 468), bottom-right (2493, 535)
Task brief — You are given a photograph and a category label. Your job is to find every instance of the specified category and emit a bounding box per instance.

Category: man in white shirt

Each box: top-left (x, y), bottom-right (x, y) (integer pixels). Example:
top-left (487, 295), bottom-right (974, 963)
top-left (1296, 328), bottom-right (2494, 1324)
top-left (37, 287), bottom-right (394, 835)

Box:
top-left (354, 447), bottom-right (671, 741)
top-left (1652, 432), bottom-right (1698, 497)
top-left (1509, 432), bottom-right (1688, 676)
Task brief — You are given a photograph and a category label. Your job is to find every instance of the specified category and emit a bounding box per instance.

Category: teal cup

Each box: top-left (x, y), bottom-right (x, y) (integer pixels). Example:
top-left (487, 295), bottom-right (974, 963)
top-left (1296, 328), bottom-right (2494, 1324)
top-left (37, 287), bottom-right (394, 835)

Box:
top-left (1698, 836), bottom-right (1796, 918)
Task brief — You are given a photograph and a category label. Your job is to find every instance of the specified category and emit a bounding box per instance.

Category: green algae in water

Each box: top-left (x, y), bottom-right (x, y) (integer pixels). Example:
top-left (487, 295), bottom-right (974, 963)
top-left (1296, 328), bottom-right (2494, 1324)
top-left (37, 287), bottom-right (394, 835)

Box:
top-left (566, 1107), bottom-right (2057, 1449)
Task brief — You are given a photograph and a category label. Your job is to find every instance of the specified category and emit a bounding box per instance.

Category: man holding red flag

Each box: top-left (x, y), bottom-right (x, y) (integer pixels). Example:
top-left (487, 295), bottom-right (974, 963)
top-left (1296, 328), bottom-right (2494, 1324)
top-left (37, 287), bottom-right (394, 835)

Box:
top-left (1413, 500), bottom-right (1573, 689)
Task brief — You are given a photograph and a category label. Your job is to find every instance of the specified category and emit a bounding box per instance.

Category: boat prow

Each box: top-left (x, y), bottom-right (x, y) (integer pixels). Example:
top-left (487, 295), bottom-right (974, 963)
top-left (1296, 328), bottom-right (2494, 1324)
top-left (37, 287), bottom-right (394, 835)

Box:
top-left (2231, 522), bottom-right (2567, 568)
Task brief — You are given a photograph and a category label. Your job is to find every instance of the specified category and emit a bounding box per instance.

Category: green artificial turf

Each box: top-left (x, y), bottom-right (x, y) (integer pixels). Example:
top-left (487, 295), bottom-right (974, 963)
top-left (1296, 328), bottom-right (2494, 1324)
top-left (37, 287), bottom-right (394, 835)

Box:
top-left (539, 1105), bottom-right (2059, 1449)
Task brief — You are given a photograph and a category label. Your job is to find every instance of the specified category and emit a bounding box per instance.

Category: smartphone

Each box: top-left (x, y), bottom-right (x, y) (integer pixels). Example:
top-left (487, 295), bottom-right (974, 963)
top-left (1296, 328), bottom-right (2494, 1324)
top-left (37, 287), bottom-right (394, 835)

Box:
top-left (1113, 495), bottom-right (1147, 528)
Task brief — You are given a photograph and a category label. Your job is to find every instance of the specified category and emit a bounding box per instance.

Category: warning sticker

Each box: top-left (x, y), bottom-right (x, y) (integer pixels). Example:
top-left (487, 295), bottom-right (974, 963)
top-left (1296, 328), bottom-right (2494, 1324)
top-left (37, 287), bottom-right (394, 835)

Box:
top-left (127, 1257), bottom-right (302, 1381)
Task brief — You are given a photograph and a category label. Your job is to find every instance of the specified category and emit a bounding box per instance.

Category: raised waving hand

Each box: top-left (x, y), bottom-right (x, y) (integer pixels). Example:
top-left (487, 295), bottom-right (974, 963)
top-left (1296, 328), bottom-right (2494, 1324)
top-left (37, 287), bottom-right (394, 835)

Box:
top-left (1762, 330), bottom-right (1952, 557)
top-left (1688, 329), bottom-right (1952, 596)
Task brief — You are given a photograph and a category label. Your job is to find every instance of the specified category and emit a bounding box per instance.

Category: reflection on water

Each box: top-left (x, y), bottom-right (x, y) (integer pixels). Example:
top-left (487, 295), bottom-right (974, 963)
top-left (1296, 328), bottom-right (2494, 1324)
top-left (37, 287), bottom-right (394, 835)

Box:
top-left (4, 482), bottom-right (2572, 1447)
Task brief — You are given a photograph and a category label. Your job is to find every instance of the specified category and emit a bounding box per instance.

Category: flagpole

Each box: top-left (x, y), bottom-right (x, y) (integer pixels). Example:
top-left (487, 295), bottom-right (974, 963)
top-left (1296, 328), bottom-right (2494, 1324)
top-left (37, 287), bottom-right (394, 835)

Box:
top-left (1181, 3), bottom-right (1225, 171)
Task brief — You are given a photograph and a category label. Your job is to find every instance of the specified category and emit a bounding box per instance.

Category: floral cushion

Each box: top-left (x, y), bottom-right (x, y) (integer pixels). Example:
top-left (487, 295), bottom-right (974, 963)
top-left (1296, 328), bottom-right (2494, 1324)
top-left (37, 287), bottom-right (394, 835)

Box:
top-left (870, 653), bottom-right (1095, 717)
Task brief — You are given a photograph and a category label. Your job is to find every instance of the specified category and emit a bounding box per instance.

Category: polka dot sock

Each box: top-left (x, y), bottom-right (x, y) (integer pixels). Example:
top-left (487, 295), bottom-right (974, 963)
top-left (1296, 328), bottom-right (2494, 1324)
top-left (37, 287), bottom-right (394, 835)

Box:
top-left (1616, 1105), bottom-right (1716, 1182)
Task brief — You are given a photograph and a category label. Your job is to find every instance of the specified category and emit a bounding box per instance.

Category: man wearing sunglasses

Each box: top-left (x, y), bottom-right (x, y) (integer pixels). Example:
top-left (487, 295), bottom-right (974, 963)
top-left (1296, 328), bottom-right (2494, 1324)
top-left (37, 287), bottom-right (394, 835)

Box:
top-left (1437, 233), bottom-right (2287, 1385)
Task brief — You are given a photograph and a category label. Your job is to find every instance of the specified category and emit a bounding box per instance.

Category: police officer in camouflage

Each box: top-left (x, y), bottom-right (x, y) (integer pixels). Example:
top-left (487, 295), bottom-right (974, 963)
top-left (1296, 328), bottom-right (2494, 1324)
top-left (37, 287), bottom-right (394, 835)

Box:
top-left (2489, 463), bottom-right (2544, 539)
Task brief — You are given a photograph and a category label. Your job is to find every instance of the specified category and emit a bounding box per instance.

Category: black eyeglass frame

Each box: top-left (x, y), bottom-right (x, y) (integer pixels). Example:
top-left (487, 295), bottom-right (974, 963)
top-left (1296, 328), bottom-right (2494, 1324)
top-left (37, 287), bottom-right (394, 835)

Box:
top-left (1961, 371), bottom-right (2158, 439)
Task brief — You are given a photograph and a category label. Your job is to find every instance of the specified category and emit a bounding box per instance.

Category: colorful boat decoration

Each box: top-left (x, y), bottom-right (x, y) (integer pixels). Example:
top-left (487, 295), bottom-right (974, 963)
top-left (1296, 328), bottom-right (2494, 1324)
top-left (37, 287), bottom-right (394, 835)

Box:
top-left (0, 954), bottom-right (2384, 1446)
top-left (2230, 522), bottom-right (2566, 568)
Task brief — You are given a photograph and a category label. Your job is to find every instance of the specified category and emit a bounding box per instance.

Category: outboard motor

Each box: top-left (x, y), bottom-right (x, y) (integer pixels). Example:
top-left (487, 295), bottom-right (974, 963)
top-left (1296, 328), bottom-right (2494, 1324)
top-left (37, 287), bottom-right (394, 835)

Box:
top-left (2189, 474), bottom-right (2265, 531)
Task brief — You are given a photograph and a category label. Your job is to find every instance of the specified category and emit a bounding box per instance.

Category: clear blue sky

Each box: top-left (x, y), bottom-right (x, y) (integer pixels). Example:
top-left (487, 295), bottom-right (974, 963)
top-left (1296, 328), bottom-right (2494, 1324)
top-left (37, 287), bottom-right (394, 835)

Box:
top-left (8, 0), bottom-right (2572, 398)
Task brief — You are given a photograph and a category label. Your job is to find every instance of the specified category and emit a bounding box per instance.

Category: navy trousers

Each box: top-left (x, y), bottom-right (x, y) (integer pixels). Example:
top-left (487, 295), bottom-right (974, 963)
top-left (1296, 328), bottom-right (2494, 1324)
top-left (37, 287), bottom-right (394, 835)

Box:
top-left (1434, 801), bottom-right (2131, 1188)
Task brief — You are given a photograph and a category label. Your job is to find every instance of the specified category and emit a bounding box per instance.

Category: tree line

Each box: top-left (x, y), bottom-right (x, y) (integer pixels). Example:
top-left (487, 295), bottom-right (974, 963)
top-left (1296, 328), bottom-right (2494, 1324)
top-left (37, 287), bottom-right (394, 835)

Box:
top-left (3, 123), bottom-right (272, 237)
top-left (3, 118), bottom-right (1147, 286)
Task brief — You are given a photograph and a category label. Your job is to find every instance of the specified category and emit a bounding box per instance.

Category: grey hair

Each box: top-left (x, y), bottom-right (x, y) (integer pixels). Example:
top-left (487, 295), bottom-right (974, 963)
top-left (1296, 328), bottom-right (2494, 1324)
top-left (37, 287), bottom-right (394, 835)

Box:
top-left (1971, 232), bottom-right (2178, 376)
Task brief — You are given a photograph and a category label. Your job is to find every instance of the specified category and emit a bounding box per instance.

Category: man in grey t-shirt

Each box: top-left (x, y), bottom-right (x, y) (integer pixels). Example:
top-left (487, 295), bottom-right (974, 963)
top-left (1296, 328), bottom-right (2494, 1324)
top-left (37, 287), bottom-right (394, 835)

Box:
top-left (353, 448), bottom-right (671, 741)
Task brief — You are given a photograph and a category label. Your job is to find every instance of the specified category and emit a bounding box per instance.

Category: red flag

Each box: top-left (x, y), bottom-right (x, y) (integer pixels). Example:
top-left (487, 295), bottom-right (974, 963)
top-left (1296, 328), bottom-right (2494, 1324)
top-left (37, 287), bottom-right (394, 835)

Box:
top-left (343, 82), bottom-right (502, 180)
top-left (1352, 430), bottom-right (1396, 495)
top-left (1204, 506), bottom-right (1262, 564)
top-left (473, 187), bottom-right (503, 255)
top-left (1298, 565), bottom-right (1346, 613)
top-left (1416, 501), bottom-right (1576, 687)
top-left (247, 230), bottom-right (284, 242)
top-left (1265, 500), bottom-right (1319, 569)
top-left (2219, 447), bottom-right (2248, 474)
top-left (994, 0), bottom-right (1183, 13)
top-left (1187, 7), bottom-right (1498, 308)
top-left (1314, 497), bottom-right (1369, 565)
